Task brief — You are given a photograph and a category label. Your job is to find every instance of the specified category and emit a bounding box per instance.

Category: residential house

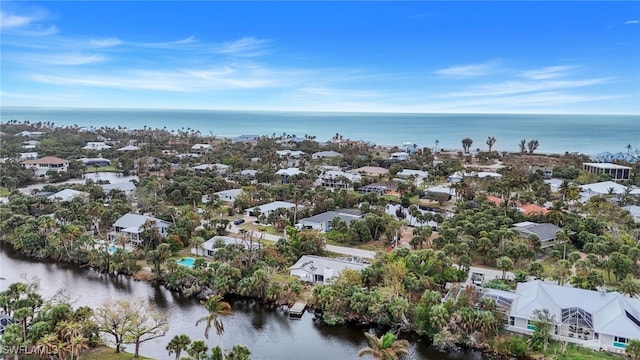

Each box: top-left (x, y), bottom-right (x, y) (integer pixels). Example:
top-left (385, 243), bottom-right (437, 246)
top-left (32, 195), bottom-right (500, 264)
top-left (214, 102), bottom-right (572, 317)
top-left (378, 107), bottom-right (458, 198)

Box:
top-left (83, 142), bottom-right (111, 150)
top-left (583, 163), bottom-right (632, 181)
top-left (21, 156), bottom-right (69, 176)
top-left (579, 181), bottom-right (629, 202)
top-left (448, 171), bottom-right (502, 183)
top-left (109, 213), bottom-right (171, 245)
top-left (297, 209), bottom-right (363, 232)
top-left (239, 169), bottom-right (257, 178)
top-left (192, 163), bottom-right (230, 175)
top-left (101, 181), bottom-right (137, 197)
top-left (214, 189), bottom-right (244, 203)
top-left (317, 170), bottom-right (361, 190)
top-left (117, 145), bottom-right (140, 152)
top-left (22, 140), bottom-right (40, 149)
top-left (79, 157), bottom-right (111, 167)
top-left (359, 181), bottom-right (398, 196)
top-left (191, 143), bottom-right (214, 154)
top-left (312, 151), bottom-right (343, 160)
top-left (387, 151), bottom-right (409, 161)
top-left (245, 201), bottom-right (297, 217)
top-left (49, 189), bottom-right (89, 202)
top-left (528, 165), bottom-right (554, 180)
top-left (19, 152), bottom-right (38, 160)
top-left (232, 135), bottom-right (260, 143)
top-left (511, 221), bottom-right (562, 249)
top-left (347, 166), bottom-right (389, 177)
top-left (15, 131), bottom-right (45, 139)
top-left (289, 255), bottom-right (370, 284)
top-left (196, 236), bottom-right (260, 256)
top-left (276, 167), bottom-right (305, 183)
top-left (485, 280), bottom-right (640, 353)
top-left (396, 169), bottom-right (428, 186)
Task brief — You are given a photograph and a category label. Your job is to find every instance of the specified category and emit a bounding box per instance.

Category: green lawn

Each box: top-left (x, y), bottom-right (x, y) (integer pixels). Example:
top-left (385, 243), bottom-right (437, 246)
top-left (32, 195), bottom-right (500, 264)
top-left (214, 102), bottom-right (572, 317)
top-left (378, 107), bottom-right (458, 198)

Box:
top-left (85, 165), bottom-right (120, 173)
top-left (0, 187), bottom-right (11, 196)
top-left (80, 346), bottom-right (154, 360)
top-left (540, 342), bottom-right (625, 360)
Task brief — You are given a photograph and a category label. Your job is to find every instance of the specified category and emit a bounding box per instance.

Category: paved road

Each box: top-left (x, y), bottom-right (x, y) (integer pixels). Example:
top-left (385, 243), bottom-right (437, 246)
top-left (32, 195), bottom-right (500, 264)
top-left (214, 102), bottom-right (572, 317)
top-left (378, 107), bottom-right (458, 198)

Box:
top-left (227, 222), bottom-right (377, 259)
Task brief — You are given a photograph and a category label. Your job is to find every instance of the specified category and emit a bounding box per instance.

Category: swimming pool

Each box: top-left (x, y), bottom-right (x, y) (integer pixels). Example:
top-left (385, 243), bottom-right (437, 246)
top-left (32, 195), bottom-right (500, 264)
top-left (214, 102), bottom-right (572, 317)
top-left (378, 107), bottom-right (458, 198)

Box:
top-left (176, 257), bottom-right (196, 268)
top-left (108, 246), bottom-right (117, 254)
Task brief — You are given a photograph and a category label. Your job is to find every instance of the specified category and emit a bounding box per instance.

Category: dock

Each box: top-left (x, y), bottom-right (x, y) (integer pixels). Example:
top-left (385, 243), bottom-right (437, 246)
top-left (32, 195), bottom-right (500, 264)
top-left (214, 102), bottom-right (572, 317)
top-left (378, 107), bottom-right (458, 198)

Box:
top-left (289, 301), bottom-right (307, 319)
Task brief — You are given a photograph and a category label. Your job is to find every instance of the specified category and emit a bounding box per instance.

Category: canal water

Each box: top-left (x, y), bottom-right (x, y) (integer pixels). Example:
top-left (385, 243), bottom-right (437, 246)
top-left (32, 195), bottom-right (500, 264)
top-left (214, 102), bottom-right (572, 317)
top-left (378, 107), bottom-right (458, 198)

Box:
top-left (0, 244), bottom-right (484, 360)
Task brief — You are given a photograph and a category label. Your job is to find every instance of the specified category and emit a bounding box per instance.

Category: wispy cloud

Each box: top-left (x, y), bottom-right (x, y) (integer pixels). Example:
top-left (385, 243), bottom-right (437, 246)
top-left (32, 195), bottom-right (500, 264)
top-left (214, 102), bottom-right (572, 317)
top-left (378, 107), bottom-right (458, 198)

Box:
top-left (441, 78), bottom-right (612, 98)
top-left (624, 20), bottom-right (639, 24)
top-left (434, 61), bottom-right (499, 78)
top-left (19, 53), bottom-right (107, 65)
top-left (520, 65), bottom-right (574, 80)
top-left (216, 37), bottom-right (271, 57)
top-left (0, 9), bottom-right (44, 29)
top-left (87, 38), bottom-right (123, 48)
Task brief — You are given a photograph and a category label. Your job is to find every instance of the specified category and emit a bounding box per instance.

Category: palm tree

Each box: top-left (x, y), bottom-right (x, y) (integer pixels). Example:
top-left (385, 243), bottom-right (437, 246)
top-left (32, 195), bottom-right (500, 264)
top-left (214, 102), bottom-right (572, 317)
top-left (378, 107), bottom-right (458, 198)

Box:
top-left (167, 334), bottom-right (191, 360)
top-left (626, 144), bottom-right (633, 153)
top-left (461, 138), bottom-right (473, 153)
top-left (196, 295), bottom-right (233, 357)
top-left (486, 136), bottom-right (496, 152)
top-left (357, 331), bottom-right (409, 360)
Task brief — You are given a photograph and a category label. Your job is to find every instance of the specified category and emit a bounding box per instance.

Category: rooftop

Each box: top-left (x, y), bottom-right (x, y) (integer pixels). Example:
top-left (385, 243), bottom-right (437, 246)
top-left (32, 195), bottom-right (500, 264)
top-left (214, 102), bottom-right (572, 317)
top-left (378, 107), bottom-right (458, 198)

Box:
top-left (583, 162), bottom-right (632, 170)
top-left (22, 156), bottom-right (69, 165)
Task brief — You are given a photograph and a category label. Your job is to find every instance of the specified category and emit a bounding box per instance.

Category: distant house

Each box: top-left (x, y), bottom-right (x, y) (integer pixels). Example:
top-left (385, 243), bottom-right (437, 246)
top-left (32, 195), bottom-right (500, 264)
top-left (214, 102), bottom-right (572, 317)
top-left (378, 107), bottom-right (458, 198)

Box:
top-left (359, 181), bottom-right (398, 196)
top-left (312, 151), bottom-right (343, 160)
top-left (197, 236), bottom-right (260, 256)
top-left (214, 189), bottom-right (244, 203)
top-left (297, 209), bottom-right (363, 232)
top-left (245, 201), bottom-right (297, 217)
top-left (317, 170), bottom-right (361, 190)
top-left (511, 221), bottom-right (562, 249)
top-left (289, 255), bottom-right (370, 284)
top-left (109, 213), bottom-right (171, 245)
top-left (276, 167), bottom-right (305, 183)
top-left (101, 181), bottom-right (136, 197)
top-left (625, 205), bottom-right (640, 223)
top-left (387, 152), bottom-right (409, 161)
top-left (49, 189), bottom-right (89, 202)
top-left (117, 145), bottom-right (140, 152)
top-left (79, 157), bottom-right (111, 167)
top-left (192, 163), bottom-right (230, 175)
top-left (22, 140), bottom-right (40, 149)
top-left (15, 131), bottom-right (44, 139)
top-left (239, 169), bottom-right (257, 178)
top-left (232, 135), bottom-right (260, 143)
top-left (19, 152), bottom-right (38, 160)
top-left (397, 169), bottom-right (427, 185)
top-left (276, 150), bottom-right (305, 158)
top-left (448, 171), bottom-right (502, 183)
top-left (191, 143), bottom-right (213, 154)
top-left (485, 280), bottom-right (640, 354)
top-left (528, 165), bottom-right (554, 180)
top-left (83, 142), bottom-right (111, 150)
top-left (583, 162), bottom-right (632, 181)
top-left (518, 203), bottom-right (550, 217)
top-left (348, 166), bottom-right (388, 177)
top-left (21, 156), bottom-right (69, 176)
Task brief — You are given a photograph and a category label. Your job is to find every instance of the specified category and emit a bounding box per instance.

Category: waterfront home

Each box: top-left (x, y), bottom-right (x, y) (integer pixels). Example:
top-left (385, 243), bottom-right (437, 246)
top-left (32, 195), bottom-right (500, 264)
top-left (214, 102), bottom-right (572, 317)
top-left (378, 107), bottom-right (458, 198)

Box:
top-left (245, 201), bottom-right (297, 217)
top-left (583, 162), bottom-right (632, 181)
top-left (316, 170), bottom-right (361, 190)
top-left (49, 189), bottom-right (89, 202)
top-left (79, 157), bottom-right (111, 167)
top-left (347, 166), bottom-right (388, 177)
top-left (484, 280), bottom-right (640, 354)
top-left (101, 181), bottom-right (136, 197)
top-left (276, 167), bottom-right (305, 183)
top-left (109, 213), bottom-right (171, 245)
top-left (197, 236), bottom-right (260, 256)
top-left (21, 156), bottom-right (69, 176)
top-left (289, 255), bottom-right (370, 284)
top-left (191, 143), bottom-right (214, 154)
top-left (22, 140), bottom-right (40, 149)
top-left (511, 221), bottom-right (562, 250)
top-left (214, 188), bottom-right (244, 203)
top-left (82, 141), bottom-right (111, 150)
top-left (296, 209), bottom-right (363, 232)
top-left (312, 150), bottom-right (343, 160)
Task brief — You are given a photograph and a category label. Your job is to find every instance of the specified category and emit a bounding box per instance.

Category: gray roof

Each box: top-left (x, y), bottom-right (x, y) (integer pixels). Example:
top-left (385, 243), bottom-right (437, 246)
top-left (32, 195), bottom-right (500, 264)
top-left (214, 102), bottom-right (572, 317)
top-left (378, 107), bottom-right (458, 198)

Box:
top-left (511, 222), bottom-right (561, 241)
top-left (49, 189), bottom-right (88, 202)
top-left (215, 188), bottom-right (244, 198)
top-left (299, 210), bottom-right (362, 225)
top-left (246, 201), bottom-right (296, 213)
top-left (101, 181), bottom-right (136, 193)
top-left (313, 150), bottom-right (343, 158)
top-left (580, 181), bottom-right (628, 195)
top-left (113, 213), bottom-right (171, 229)
top-left (202, 236), bottom-right (259, 251)
top-left (290, 255), bottom-right (370, 276)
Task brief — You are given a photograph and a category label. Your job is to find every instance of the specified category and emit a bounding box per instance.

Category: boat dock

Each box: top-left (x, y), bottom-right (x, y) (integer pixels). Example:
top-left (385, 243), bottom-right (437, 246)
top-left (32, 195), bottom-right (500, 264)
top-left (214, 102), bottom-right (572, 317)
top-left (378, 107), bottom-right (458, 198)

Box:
top-left (289, 301), bottom-right (307, 319)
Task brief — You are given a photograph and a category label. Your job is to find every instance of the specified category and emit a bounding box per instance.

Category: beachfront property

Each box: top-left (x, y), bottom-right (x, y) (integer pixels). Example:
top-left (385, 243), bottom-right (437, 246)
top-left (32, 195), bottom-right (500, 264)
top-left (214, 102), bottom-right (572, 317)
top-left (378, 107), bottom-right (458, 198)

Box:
top-left (21, 156), bottom-right (69, 176)
top-left (108, 213), bottom-right (171, 245)
top-left (79, 157), bottom-right (111, 167)
top-left (484, 280), bottom-right (640, 354)
top-left (583, 162), bottom-right (632, 181)
top-left (197, 236), bottom-right (261, 256)
top-left (22, 140), bottom-right (40, 149)
top-left (511, 221), bottom-right (562, 250)
top-left (82, 141), bottom-right (111, 150)
top-left (49, 189), bottom-right (89, 202)
top-left (289, 255), bottom-right (370, 284)
top-left (312, 150), bottom-right (343, 160)
top-left (276, 167), bottom-right (305, 183)
top-left (214, 188), bottom-right (244, 203)
top-left (296, 209), bottom-right (363, 232)
top-left (192, 163), bottom-right (230, 175)
top-left (348, 166), bottom-right (389, 177)
top-left (245, 201), bottom-right (297, 217)
top-left (191, 143), bottom-right (214, 154)
top-left (316, 170), bottom-right (361, 190)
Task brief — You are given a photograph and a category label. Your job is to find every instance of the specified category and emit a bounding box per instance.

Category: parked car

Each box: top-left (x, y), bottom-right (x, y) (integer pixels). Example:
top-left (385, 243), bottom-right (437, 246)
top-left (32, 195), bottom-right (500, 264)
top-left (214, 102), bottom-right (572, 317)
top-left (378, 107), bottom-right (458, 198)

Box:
top-left (233, 218), bottom-right (245, 225)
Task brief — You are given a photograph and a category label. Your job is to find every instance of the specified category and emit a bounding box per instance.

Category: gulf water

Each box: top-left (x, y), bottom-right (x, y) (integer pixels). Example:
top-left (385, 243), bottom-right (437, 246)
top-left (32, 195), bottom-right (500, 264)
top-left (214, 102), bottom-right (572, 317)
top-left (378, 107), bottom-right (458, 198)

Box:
top-left (2, 107), bottom-right (638, 156)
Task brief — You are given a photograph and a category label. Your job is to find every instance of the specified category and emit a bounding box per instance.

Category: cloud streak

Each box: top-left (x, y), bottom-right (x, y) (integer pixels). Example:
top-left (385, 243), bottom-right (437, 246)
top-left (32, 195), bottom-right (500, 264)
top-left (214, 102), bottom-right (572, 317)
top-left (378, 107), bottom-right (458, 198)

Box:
top-left (434, 61), bottom-right (499, 78)
top-left (520, 65), bottom-right (574, 80)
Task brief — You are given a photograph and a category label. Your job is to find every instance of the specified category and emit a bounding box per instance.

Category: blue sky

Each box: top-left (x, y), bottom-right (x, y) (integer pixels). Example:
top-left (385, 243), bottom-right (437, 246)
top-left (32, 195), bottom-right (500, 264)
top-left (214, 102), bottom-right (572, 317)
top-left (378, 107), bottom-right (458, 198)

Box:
top-left (1, 1), bottom-right (639, 114)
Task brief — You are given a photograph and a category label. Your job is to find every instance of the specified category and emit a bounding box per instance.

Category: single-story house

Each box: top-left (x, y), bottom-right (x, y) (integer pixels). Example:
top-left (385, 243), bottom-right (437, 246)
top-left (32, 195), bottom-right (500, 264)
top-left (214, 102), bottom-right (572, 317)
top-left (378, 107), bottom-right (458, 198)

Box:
top-left (387, 151), bottom-right (409, 161)
top-left (239, 169), bottom-right (257, 178)
top-left (245, 201), bottom-right (297, 217)
top-left (396, 169), bottom-right (428, 185)
top-left (312, 151), bottom-right (343, 160)
top-left (511, 221), bottom-right (562, 249)
top-left (21, 156), bottom-right (69, 176)
top-left (22, 140), bottom-right (40, 149)
top-left (16, 131), bottom-right (44, 139)
top-left (79, 157), bottom-right (111, 167)
top-left (448, 171), bottom-right (502, 183)
top-left (117, 145), bottom-right (140, 152)
top-left (191, 143), bottom-right (214, 154)
top-left (19, 152), bottom-right (38, 160)
top-left (49, 189), bottom-right (89, 202)
top-left (579, 181), bottom-right (628, 198)
top-left (485, 280), bottom-right (640, 354)
top-left (108, 213), bottom-right (171, 245)
top-left (290, 255), bottom-right (370, 284)
top-left (101, 181), bottom-right (136, 196)
top-left (348, 166), bottom-right (389, 177)
top-left (214, 189), bottom-right (244, 203)
top-left (583, 162), bottom-right (632, 181)
top-left (83, 142), bottom-right (111, 150)
top-left (196, 236), bottom-right (260, 256)
top-left (232, 135), bottom-right (260, 143)
top-left (276, 150), bottom-right (305, 158)
top-left (192, 163), bottom-right (230, 175)
top-left (297, 209), bottom-right (363, 232)
top-left (276, 167), bottom-right (305, 183)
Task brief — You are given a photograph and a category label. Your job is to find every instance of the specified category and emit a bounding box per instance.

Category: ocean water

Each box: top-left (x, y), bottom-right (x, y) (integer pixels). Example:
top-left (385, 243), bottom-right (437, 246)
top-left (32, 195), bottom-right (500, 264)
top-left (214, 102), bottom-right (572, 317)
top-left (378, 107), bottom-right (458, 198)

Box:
top-left (1, 107), bottom-right (638, 156)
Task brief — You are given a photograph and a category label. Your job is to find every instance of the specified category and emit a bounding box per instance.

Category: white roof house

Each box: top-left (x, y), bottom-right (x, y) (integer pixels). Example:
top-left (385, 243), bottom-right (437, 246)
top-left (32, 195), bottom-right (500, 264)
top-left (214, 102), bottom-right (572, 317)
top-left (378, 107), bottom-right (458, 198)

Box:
top-left (312, 151), bottom-right (343, 159)
top-left (109, 213), bottom-right (171, 245)
top-left (83, 142), bottom-right (111, 150)
top-left (449, 171), bottom-right (502, 183)
top-left (297, 209), bottom-right (363, 232)
top-left (580, 181), bottom-right (628, 196)
top-left (397, 169), bottom-right (427, 178)
top-left (196, 236), bottom-right (260, 256)
top-left (191, 144), bottom-right (214, 154)
top-left (214, 189), bottom-right (244, 203)
top-left (388, 152), bottom-right (409, 161)
top-left (317, 170), bottom-right (361, 190)
top-left (101, 181), bottom-right (137, 196)
top-left (117, 145), bottom-right (140, 152)
top-left (276, 150), bottom-right (305, 158)
top-left (583, 162), bottom-right (632, 181)
top-left (19, 152), bottom-right (38, 160)
top-left (192, 163), bottom-right (230, 174)
top-left (486, 280), bottom-right (640, 353)
top-left (245, 201), bottom-right (297, 217)
top-left (49, 189), bottom-right (89, 202)
top-left (347, 166), bottom-right (389, 177)
top-left (290, 255), bottom-right (370, 284)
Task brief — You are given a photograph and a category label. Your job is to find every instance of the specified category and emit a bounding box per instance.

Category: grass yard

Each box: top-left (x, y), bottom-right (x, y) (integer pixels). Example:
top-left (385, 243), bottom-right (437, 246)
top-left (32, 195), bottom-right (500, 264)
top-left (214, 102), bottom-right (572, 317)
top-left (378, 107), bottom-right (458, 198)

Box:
top-left (80, 346), bottom-right (154, 360)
